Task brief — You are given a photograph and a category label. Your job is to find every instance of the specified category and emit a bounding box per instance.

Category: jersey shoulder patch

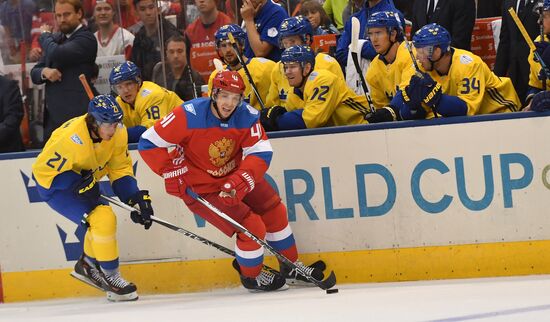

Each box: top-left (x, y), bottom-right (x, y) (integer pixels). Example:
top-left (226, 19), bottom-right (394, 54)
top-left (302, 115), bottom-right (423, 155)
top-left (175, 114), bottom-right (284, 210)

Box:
top-left (184, 103), bottom-right (196, 115)
top-left (459, 54), bottom-right (474, 65)
top-left (141, 88), bottom-right (152, 97)
top-left (70, 134), bottom-right (83, 145)
top-left (308, 71), bottom-right (319, 80)
top-left (267, 27), bottom-right (278, 38)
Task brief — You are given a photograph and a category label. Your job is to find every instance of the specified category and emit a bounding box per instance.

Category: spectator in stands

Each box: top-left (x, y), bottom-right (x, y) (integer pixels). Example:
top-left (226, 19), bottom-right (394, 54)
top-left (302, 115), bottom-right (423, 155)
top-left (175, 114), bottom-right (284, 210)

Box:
top-left (495, 0), bottom-right (540, 105)
top-left (131, 0), bottom-right (181, 81)
top-left (300, 0), bottom-right (340, 35)
top-left (0, 74), bottom-right (25, 153)
top-left (323, 0), bottom-right (347, 31)
top-left (411, 0), bottom-right (476, 51)
top-left (335, 0), bottom-right (402, 69)
top-left (152, 35), bottom-right (204, 101)
top-left (30, 0), bottom-right (97, 141)
top-left (0, 0), bottom-right (36, 63)
top-left (185, 0), bottom-right (233, 49)
top-left (115, 0), bottom-right (139, 30)
top-left (241, 0), bottom-right (288, 61)
top-left (93, 0), bottom-right (134, 59)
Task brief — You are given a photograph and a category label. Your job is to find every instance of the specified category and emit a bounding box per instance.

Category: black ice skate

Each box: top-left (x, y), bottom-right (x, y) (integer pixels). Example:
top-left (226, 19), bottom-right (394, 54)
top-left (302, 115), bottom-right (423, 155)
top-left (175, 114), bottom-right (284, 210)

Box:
top-left (281, 260), bottom-right (325, 286)
top-left (101, 271), bottom-right (139, 302)
top-left (70, 255), bottom-right (107, 292)
top-left (240, 270), bottom-right (289, 292)
top-left (232, 259), bottom-right (288, 292)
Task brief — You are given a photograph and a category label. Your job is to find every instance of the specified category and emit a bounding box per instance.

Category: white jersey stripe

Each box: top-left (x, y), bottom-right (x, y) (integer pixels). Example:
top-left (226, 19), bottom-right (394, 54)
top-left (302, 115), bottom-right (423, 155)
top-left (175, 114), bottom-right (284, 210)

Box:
top-left (142, 127), bottom-right (174, 148)
top-left (242, 139), bottom-right (273, 158)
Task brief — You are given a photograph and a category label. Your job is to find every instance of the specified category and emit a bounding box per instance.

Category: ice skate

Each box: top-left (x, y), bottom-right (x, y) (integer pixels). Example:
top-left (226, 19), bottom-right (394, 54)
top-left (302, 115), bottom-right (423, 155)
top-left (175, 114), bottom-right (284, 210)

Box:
top-left (239, 269), bottom-right (289, 292)
top-left (281, 260), bottom-right (325, 286)
top-left (70, 255), bottom-right (107, 292)
top-left (101, 271), bottom-right (139, 302)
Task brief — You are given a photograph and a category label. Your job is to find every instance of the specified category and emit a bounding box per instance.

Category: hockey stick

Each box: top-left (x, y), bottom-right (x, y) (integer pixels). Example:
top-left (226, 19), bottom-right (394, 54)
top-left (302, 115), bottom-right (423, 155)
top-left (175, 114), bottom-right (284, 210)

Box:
top-left (227, 32), bottom-right (267, 110)
top-left (509, 7), bottom-right (550, 80)
top-left (213, 58), bottom-right (225, 72)
top-left (350, 17), bottom-right (375, 115)
top-left (79, 74), bottom-right (94, 99)
top-left (186, 65), bottom-right (199, 99)
top-left (185, 188), bottom-right (337, 291)
top-left (101, 194), bottom-right (281, 274)
top-left (394, 15), bottom-right (438, 118)
top-left (535, 1), bottom-right (547, 91)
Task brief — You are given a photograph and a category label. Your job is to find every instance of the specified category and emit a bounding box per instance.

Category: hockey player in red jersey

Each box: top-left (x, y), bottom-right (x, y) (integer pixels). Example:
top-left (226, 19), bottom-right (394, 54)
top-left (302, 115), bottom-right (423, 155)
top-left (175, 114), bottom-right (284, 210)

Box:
top-left (138, 70), bottom-right (324, 291)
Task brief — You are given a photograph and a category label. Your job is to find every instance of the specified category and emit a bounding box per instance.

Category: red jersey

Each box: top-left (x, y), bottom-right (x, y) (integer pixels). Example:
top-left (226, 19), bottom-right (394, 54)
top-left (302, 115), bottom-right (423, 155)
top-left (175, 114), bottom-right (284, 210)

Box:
top-left (185, 12), bottom-right (233, 48)
top-left (138, 97), bottom-right (273, 193)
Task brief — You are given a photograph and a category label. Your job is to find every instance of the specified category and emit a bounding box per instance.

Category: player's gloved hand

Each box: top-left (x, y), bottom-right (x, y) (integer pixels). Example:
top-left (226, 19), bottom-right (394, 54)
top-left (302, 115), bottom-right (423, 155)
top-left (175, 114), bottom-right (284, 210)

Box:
top-left (260, 105), bottom-right (287, 131)
top-left (530, 90), bottom-right (550, 112)
top-left (218, 169), bottom-right (255, 206)
top-left (74, 170), bottom-right (100, 203)
top-left (162, 164), bottom-right (188, 198)
top-left (128, 190), bottom-right (153, 230)
top-left (365, 106), bottom-right (399, 123)
top-left (407, 72), bottom-right (442, 108)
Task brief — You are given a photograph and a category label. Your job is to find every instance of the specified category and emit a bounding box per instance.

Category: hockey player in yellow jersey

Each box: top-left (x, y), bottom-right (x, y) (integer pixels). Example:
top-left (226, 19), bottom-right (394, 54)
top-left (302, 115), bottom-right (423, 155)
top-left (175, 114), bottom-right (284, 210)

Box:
top-left (397, 24), bottom-right (520, 119)
top-left (109, 61), bottom-right (183, 143)
top-left (265, 16), bottom-right (344, 110)
top-left (365, 11), bottom-right (416, 109)
top-left (207, 24), bottom-right (275, 110)
top-left (526, 0), bottom-right (550, 105)
top-left (32, 95), bottom-right (155, 302)
top-left (260, 45), bottom-right (397, 130)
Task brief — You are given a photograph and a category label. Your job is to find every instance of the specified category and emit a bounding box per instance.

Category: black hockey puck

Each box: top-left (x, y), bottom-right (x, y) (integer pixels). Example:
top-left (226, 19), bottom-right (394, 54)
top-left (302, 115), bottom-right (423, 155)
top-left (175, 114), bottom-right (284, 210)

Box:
top-left (326, 288), bottom-right (339, 294)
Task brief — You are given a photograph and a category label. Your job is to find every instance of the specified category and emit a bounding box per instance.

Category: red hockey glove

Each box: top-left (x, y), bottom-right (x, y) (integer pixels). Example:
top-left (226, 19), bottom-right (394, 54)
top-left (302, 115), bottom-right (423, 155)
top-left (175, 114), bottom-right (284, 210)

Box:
top-left (162, 164), bottom-right (188, 198)
top-left (218, 170), bottom-right (255, 206)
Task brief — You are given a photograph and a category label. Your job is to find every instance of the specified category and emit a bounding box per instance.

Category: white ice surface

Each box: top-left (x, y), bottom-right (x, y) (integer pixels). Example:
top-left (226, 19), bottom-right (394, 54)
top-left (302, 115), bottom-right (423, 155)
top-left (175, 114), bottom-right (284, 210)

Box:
top-left (3, 275), bottom-right (550, 322)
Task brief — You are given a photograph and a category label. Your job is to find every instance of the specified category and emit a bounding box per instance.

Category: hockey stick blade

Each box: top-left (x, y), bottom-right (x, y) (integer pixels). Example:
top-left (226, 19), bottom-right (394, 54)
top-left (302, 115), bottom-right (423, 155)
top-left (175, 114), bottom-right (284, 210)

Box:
top-left (213, 58), bottom-right (224, 72)
top-left (186, 188), bottom-right (337, 290)
top-left (351, 17), bottom-right (360, 54)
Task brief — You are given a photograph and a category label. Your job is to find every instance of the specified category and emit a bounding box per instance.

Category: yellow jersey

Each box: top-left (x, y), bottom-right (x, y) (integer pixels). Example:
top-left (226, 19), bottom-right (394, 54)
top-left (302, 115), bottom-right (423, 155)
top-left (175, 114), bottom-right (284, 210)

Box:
top-left (366, 42), bottom-right (417, 108)
top-left (300, 69), bottom-right (372, 128)
top-left (528, 35), bottom-right (550, 91)
top-left (424, 48), bottom-right (520, 117)
top-left (116, 81), bottom-right (183, 129)
top-left (208, 57), bottom-right (276, 110)
top-left (266, 53), bottom-right (344, 111)
top-left (32, 115), bottom-right (133, 190)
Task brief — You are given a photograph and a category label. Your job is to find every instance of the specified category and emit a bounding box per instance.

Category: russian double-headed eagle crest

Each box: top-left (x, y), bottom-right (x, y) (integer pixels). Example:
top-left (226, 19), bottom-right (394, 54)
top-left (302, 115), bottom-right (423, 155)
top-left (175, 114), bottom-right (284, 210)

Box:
top-left (209, 137), bottom-right (235, 167)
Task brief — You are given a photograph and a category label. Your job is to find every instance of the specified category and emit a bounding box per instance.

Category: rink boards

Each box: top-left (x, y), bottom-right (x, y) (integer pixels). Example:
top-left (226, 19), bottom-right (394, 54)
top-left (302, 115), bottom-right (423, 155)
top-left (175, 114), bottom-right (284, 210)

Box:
top-left (2, 112), bottom-right (550, 302)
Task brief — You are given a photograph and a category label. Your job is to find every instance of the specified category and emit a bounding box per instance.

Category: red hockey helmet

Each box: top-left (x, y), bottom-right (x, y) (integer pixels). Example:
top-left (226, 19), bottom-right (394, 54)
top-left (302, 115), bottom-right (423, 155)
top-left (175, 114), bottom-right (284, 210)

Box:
top-left (212, 70), bottom-right (246, 95)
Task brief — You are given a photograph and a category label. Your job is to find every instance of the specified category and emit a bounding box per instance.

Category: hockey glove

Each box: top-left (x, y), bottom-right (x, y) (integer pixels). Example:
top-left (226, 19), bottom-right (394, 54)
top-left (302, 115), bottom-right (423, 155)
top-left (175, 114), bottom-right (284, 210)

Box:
top-left (163, 164), bottom-right (188, 199)
top-left (260, 105), bottom-right (287, 132)
top-left (74, 170), bottom-right (100, 203)
top-left (530, 91), bottom-right (550, 112)
top-left (128, 190), bottom-right (153, 230)
top-left (218, 170), bottom-right (255, 207)
top-left (405, 73), bottom-right (441, 107)
top-left (365, 106), bottom-right (400, 123)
